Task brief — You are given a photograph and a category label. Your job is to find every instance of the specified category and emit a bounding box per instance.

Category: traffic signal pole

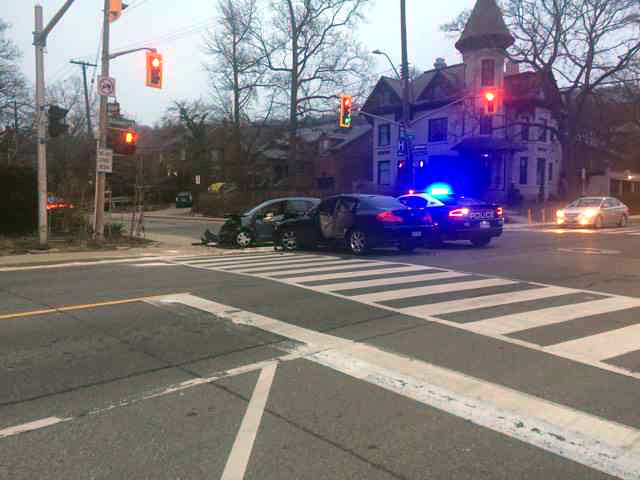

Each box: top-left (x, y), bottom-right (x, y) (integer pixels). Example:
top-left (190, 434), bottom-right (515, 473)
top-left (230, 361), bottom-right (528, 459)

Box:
top-left (33, 0), bottom-right (76, 249)
top-left (94, 0), bottom-right (110, 240)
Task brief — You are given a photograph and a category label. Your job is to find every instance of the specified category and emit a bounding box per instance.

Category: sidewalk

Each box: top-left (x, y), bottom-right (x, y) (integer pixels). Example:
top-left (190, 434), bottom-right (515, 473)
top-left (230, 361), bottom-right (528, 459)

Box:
top-left (143, 207), bottom-right (225, 223)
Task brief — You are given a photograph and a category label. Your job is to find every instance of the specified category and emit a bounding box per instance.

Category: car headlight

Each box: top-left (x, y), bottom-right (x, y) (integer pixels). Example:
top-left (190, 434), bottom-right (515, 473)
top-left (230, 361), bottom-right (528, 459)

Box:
top-left (556, 210), bottom-right (564, 217)
top-left (582, 209), bottom-right (596, 218)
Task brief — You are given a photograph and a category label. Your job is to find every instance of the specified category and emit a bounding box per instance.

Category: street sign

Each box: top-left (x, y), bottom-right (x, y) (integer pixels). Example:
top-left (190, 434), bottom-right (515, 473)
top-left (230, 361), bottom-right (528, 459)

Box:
top-left (397, 140), bottom-right (407, 156)
top-left (107, 102), bottom-right (120, 118)
top-left (98, 76), bottom-right (116, 97)
top-left (97, 148), bottom-right (113, 173)
top-left (195, 175), bottom-right (201, 185)
top-left (108, 117), bottom-right (135, 129)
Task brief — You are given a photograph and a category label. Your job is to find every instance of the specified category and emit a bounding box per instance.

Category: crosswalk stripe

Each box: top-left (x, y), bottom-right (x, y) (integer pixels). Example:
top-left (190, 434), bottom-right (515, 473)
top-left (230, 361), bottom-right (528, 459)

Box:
top-left (546, 323), bottom-right (640, 362)
top-left (315, 271), bottom-right (466, 292)
top-left (181, 253), bottom-right (299, 266)
top-left (467, 297), bottom-right (640, 336)
top-left (228, 258), bottom-right (362, 273)
top-left (293, 265), bottom-right (428, 284)
top-left (630, 232), bottom-right (640, 236)
top-left (262, 261), bottom-right (388, 277)
top-left (403, 286), bottom-right (577, 317)
top-left (351, 278), bottom-right (516, 303)
top-left (213, 256), bottom-right (340, 270)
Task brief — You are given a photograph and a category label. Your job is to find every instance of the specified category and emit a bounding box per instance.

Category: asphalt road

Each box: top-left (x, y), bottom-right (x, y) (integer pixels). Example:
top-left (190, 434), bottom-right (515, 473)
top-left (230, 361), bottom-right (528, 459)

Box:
top-left (1, 224), bottom-right (640, 479)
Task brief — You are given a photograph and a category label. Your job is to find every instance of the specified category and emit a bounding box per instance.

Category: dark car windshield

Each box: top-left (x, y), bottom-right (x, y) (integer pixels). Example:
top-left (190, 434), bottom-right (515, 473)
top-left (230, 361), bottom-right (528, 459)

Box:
top-left (358, 196), bottom-right (407, 210)
top-left (435, 195), bottom-right (485, 206)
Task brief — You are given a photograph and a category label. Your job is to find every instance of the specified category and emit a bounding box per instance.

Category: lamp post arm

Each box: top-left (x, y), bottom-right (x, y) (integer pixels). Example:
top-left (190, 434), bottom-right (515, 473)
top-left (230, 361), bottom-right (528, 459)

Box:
top-left (109, 47), bottom-right (157, 61)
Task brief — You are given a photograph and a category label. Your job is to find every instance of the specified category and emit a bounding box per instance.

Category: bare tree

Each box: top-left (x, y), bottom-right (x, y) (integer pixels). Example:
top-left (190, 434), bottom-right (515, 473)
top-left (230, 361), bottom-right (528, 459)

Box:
top-left (0, 20), bottom-right (29, 128)
top-left (253, 0), bottom-right (373, 187)
top-left (442, 0), bottom-right (640, 195)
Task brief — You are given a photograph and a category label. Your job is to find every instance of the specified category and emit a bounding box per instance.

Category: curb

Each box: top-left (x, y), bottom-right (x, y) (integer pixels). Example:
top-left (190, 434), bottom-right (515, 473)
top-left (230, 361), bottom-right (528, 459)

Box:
top-left (144, 214), bottom-right (226, 222)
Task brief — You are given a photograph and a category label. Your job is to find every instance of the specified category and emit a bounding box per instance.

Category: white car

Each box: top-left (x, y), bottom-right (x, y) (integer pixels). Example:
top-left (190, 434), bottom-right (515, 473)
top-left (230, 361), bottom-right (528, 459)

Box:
top-left (556, 197), bottom-right (630, 228)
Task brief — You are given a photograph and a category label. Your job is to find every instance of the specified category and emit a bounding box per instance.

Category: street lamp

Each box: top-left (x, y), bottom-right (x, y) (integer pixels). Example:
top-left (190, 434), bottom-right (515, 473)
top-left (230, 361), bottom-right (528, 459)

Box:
top-left (372, 49), bottom-right (400, 80)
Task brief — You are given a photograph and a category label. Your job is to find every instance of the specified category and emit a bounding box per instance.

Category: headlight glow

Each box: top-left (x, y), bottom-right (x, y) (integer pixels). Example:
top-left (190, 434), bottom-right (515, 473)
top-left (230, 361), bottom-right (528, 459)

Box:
top-left (582, 209), bottom-right (596, 218)
top-left (556, 210), bottom-right (564, 217)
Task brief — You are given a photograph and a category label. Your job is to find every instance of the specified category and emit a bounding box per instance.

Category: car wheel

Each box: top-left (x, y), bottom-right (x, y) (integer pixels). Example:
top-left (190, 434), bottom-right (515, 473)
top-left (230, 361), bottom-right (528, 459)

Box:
top-left (593, 216), bottom-right (604, 229)
top-left (471, 237), bottom-right (491, 247)
top-left (235, 229), bottom-right (253, 248)
top-left (281, 229), bottom-right (298, 251)
top-left (618, 214), bottom-right (628, 227)
top-left (348, 230), bottom-right (369, 255)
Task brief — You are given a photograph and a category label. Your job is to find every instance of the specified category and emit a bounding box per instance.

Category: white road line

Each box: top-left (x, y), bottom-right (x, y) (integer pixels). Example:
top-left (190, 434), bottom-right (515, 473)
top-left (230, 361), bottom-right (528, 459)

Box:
top-left (0, 417), bottom-right (71, 438)
top-left (221, 362), bottom-right (278, 480)
top-left (171, 294), bottom-right (640, 479)
top-left (402, 286), bottom-right (576, 317)
top-left (467, 297), bottom-right (640, 336)
top-left (180, 253), bottom-right (299, 266)
top-left (0, 257), bottom-right (166, 272)
top-left (289, 265), bottom-right (429, 283)
top-left (132, 262), bottom-right (174, 267)
top-left (223, 257), bottom-right (354, 273)
top-left (546, 323), bottom-right (640, 362)
top-left (258, 260), bottom-right (385, 277)
top-left (350, 278), bottom-right (515, 303)
top-left (316, 271), bottom-right (468, 292)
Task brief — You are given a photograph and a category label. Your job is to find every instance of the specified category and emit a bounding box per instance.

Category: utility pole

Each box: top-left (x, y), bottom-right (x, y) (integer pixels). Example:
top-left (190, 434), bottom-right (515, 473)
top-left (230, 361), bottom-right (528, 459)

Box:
top-left (33, 0), bottom-right (76, 249)
top-left (399, 0), bottom-right (413, 192)
top-left (94, 0), bottom-right (111, 240)
top-left (70, 60), bottom-right (97, 136)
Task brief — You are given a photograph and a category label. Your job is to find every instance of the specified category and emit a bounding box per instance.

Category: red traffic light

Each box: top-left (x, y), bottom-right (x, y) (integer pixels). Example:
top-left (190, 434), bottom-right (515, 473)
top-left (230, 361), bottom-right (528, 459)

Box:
top-left (125, 131), bottom-right (136, 144)
top-left (484, 91), bottom-right (496, 102)
top-left (146, 51), bottom-right (163, 89)
top-left (483, 90), bottom-right (497, 114)
top-left (339, 95), bottom-right (353, 128)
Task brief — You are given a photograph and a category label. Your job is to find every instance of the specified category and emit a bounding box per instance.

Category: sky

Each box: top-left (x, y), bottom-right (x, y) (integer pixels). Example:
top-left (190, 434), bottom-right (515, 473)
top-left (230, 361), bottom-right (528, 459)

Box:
top-left (1, 0), bottom-right (473, 126)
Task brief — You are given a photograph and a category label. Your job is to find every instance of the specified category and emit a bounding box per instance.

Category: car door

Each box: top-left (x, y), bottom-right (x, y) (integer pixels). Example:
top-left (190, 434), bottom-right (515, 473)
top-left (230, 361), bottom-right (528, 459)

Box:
top-left (317, 197), bottom-right (338, 240)
top-left (334, 197), bottom-right (358, 241)
top-left (254, 200), bottom-right (287, 241)
top-left (602, 199), bottom-right (616, 226)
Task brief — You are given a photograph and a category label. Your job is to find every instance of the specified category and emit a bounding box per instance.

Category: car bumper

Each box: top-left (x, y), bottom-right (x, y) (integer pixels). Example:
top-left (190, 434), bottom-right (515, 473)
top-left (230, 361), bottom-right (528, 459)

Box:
top-left (370, 226), bottom-right (434, 247)
top-left (438, 220), bottom-right (503, 240)
top-left (556, 217), bottom-right (595, 227)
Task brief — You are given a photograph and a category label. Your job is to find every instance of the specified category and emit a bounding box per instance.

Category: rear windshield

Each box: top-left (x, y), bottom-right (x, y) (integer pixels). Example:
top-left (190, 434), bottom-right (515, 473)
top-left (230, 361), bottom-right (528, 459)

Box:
top-left (359, 196), bottom-right (407, 210)
top-left (568, 198), bottom-right (603, 207)
top-left (436, 195), bottom-right (484, 206)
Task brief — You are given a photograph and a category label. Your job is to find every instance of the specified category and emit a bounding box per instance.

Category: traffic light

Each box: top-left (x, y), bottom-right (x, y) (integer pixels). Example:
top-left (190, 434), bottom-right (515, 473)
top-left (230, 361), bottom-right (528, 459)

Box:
top-left (48, 105), bottom-right (68, 138)
top-left (109, 0), bottom-right (126, 22)
top-left (483, 90), bottom-right (497, 114)
top-left (146, 51), bottom-right (163, 89)
top-left (107, 128), bottom-right (137, 155)
top-left (339, 95), bottom-right (353, 128)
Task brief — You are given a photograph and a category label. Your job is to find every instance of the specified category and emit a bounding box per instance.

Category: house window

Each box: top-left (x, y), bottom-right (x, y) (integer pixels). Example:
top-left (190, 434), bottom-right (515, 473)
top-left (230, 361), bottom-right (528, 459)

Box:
top-left (548, 162), bottom-right (553, 182)
top-left (480, 115), bottom-right (492, 135)
top-left (481, 59), bottom-right (496, 86)
top-left (377, 161), bottom-right (390, 185)
top-left (538, 118), bottom-right (548, 142)
top-left (378, 124), bottom-right (390, 146)
top-left (521, 120), bottom-right (530, 141)
top-left (537, 158), bottom-right (546, 185)
top-left (519, 157), bottom-right (528, 185)
top-left (428, 118), bottom-right (448, 142)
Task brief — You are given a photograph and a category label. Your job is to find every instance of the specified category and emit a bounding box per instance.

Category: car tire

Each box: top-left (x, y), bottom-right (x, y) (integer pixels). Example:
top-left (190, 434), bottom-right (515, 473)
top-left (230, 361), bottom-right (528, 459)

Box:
top-left (593, 216), bottom-right (604, 229)
top-left (235, 229), bottom-right (253, 248)
top-left (280, 229), bottom-right (298, 251)
top-left (618, 214), bottom-right (628, 227)
top-left (348, 230), bottom-right (369, 255)
top-left (471, 237), bottom-right (491, 247)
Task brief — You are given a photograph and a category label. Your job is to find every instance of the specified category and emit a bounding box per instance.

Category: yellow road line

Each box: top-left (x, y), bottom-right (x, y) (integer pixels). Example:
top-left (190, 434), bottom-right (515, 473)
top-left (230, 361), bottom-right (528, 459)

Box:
top-left (0, 293), bottom-right (189, 321)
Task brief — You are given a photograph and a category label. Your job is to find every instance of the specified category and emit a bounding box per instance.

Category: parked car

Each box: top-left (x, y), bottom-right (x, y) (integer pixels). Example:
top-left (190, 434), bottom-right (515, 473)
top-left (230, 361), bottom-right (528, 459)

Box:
top-left (398, 192), bottom-right (503, 247)
top-left (175, 191), bottom-right (192, 208)
top-left (273, 194), bottom-right (435, 255)
top-left (217, 197), bottom-right (320, 248)
top-left (556, 196), bottom-right (629, 228)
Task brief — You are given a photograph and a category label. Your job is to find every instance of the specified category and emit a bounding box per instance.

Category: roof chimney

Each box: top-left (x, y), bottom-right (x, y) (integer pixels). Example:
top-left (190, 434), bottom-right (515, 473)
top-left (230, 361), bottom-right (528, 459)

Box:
top-left (434, 58), bottom-right (447, 70)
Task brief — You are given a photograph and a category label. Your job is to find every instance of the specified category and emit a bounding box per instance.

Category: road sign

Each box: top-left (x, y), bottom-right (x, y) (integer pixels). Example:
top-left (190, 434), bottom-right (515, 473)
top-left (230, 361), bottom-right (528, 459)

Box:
top-left (397, 139), bottom-right (407, 156)
top-left (195, 175), bottom-right (201, 185)
top-left (108, 117), bottom-right (135, 129)
top-left (97, 148), bottom-right (113, 173)
top-left (98, 76), bottom-right (116, 97)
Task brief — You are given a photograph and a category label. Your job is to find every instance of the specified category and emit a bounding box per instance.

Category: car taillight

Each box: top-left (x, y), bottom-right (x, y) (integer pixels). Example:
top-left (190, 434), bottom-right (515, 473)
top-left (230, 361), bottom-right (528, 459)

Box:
top-left (449, 208), bottom-right (469, 217)
top-left (377, 211), bottom-right (404, 223)
top-left (496, 207), bottom-right (504, 217)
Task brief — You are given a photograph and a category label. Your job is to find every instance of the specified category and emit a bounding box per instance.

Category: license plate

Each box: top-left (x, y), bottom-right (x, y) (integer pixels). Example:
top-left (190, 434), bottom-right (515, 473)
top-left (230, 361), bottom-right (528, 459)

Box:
top-left (479, 221), bottom-right (490, 229)
top-left (411, 231), bottom-right (422, 237)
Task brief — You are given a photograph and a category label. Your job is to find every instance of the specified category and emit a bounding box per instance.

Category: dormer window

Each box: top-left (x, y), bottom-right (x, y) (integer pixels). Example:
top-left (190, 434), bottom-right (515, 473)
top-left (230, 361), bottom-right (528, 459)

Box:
top-left (481, 59), bottom-right (495, 86)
